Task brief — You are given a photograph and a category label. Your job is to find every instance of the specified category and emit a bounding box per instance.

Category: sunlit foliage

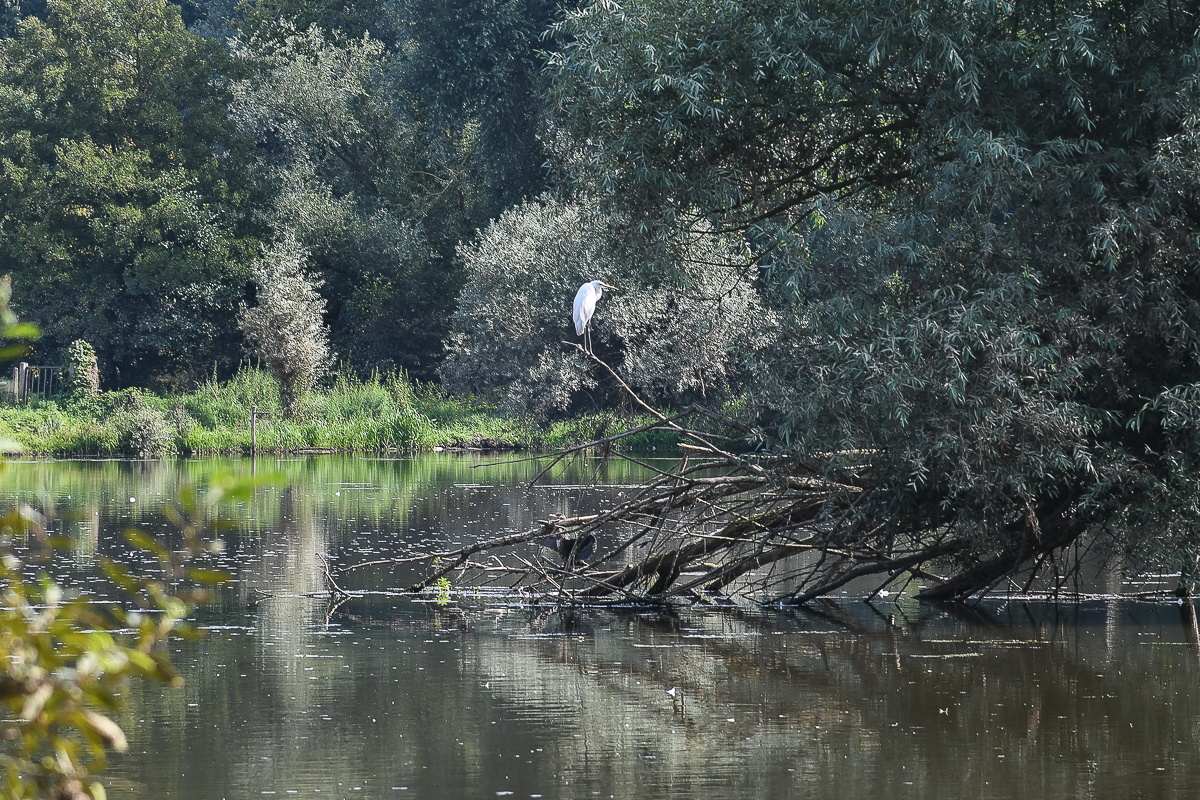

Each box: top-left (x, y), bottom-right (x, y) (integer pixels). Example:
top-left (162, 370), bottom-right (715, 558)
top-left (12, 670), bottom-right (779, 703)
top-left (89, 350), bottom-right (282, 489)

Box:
top-left (0, 0), bottom-right (262, 387)
top-left (442, 198), bottom-right (774, 418)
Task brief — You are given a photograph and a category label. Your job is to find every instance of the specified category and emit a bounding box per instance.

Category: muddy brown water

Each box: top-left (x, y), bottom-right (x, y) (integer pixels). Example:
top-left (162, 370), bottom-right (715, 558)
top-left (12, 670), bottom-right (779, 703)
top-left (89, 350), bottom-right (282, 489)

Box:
top-left (0, 455), bottom-right (1196, 799)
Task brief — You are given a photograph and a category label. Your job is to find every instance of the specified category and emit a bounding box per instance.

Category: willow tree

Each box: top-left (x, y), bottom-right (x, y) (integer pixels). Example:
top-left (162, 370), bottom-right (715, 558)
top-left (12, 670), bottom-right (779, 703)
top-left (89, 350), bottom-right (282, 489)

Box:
top-left (442, 197), bottom-right (773, 418)
top-left (238, 236), bottom-right (332, 417)
top-left (445, 0), bottom-right (1200, 601)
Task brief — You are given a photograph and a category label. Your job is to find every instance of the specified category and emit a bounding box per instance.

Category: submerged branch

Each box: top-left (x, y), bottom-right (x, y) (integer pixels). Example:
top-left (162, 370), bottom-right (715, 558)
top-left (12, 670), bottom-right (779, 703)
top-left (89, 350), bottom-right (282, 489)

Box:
top-left (337, 358), bottom-right (1096, 606)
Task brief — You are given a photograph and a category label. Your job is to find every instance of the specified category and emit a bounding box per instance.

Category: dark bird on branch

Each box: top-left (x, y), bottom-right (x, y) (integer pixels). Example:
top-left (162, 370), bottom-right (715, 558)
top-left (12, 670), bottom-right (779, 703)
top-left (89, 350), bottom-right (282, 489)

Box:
top-left (537, 532), bottom-right (597, 566)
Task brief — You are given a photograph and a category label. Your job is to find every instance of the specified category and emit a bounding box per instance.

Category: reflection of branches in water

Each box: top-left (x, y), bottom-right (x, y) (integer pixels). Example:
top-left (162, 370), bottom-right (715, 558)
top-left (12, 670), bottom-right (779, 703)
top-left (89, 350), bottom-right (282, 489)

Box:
top-left (1182, 602), bottom-right (1200, 657)
top-left (312, 597), bottom-right (1200, 798)
top-left (319, 552), bottom-right (353, 598)
top-left (336, 354), bottom-right (1109, 606)
top-left (323, 592), bottom-right (354, 627)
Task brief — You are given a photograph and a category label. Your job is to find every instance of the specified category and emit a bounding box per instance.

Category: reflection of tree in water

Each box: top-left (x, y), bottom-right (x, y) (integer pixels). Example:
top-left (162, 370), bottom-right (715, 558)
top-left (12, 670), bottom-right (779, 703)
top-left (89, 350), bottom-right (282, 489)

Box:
top-left (240, 487), bottom-right (330, 684)
top-left (445, 602), bottom-right (1200, 798)
top-left (64, 506), bottom-right (99, 562)
top-left (218, 487), bottom-right (341, 795)
top-left (240, 488), bottom-right (327, 593)
top-left (106, 594), bottom-right (1200, 799)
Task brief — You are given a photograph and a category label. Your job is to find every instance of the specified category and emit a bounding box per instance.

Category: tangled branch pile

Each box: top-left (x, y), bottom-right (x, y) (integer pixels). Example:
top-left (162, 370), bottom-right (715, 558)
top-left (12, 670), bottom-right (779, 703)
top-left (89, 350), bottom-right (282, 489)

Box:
top-left (338, 356), bottom-right (1094, 605)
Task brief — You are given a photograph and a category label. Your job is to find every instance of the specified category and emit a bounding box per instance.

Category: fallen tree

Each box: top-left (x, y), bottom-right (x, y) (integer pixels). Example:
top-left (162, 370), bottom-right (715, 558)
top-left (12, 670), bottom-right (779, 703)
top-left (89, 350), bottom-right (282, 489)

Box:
top-left (541, 0), bottom-right (1200, 600)
top-left (336, 354), bottom-right (1120, 604)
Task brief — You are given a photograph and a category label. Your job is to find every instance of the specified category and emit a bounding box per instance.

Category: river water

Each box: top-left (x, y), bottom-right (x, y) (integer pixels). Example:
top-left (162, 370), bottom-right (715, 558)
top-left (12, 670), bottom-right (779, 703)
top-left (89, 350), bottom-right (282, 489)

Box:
top-left (1, 455), bottom-right (1197, 799)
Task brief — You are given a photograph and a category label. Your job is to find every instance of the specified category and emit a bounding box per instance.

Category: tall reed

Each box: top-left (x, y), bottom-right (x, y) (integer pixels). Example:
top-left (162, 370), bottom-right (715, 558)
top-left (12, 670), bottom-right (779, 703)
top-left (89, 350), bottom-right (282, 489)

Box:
top-left (0, 367), bottom-right (680, 456)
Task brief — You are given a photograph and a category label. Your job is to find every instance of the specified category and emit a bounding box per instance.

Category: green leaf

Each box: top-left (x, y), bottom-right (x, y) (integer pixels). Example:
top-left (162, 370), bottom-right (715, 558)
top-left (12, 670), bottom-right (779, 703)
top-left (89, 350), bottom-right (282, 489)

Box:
top-left (123, 529), bottom-right (169, 561)
top-left (185, 567), bottom-right (231, 585)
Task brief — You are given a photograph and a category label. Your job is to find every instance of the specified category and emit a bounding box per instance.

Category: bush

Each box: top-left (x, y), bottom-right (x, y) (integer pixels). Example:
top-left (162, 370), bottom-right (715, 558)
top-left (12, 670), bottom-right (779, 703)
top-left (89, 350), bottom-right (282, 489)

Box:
top-left (63, 339), bottom-right (100, 400)
top-left (441, 197), bottom-right (774, 418)
top-left (110, 391), bottom-right (174, 458)
top-left (239, 236), bottom-right (333, 417)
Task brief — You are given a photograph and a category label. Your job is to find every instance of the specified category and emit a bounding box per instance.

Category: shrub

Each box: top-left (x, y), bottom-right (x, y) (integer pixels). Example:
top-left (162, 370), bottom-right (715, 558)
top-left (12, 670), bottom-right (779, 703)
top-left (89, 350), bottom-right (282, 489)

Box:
top-left (239, 236), bottom-right (333, 417)
top-left (110, 391), bottom-right (173, 458)
top-left (63, 339), bottom-right (100, 400)
top-left (441, 197), bottom-right (774, 418)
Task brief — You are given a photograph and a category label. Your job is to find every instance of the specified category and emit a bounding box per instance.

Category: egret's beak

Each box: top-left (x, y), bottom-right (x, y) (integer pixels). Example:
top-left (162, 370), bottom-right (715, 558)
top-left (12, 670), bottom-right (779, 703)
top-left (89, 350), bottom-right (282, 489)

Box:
top-left (601, 283), bottom-right (618, 291)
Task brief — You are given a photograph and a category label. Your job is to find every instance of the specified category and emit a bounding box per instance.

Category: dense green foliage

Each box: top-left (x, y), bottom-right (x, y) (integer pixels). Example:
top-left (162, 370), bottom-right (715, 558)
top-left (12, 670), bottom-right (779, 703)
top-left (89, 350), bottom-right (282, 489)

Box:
top-left (0, 369), bottom-right (429, 454)
top-left (0, 0), bottom-right (261, 388)
top-left (62, 340), bottom-right (99, 401)
top-left (0, 366), bottom-right (675, 455)
top-left (228, 0), bottom-right (556, 378)
top-left (8, 0), bottom-right (1200, 600)
top-left (0, 0), bottom-right (558, 386)
top-left (443, 197), bottom-right (773, 417)
top-left (547, 0), bottom-right (1200, 593)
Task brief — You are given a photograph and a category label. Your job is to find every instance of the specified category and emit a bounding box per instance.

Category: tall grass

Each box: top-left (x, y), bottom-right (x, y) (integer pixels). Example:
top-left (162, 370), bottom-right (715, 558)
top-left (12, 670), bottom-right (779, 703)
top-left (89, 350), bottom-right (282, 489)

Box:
top-left (0, 367), bottom-right (689, 457)
top-left (0, 368), bottom-right (444, 456)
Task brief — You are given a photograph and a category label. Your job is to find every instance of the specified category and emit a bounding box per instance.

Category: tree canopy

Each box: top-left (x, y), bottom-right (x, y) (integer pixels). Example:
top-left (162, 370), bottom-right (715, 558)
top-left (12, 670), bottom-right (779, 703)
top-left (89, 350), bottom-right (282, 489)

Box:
top-left (0, 0), bottom-right (261, 387)
top-left (442, 197), bottom-right (773, 417)
top-left (5, 0), bottom-right (1200, 599)
top-left (0, 0), bottom-right (560, 385)
top-left (230, 0), bottom-right (558, 378)
top-left (526, 0), bottom-right (1200, 598)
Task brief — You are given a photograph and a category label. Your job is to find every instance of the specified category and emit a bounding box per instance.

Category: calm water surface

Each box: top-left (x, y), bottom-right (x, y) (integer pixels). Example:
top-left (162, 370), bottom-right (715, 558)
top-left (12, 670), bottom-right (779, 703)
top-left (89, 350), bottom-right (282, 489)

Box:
top-left (1, 455), bottom-right (1197, 799)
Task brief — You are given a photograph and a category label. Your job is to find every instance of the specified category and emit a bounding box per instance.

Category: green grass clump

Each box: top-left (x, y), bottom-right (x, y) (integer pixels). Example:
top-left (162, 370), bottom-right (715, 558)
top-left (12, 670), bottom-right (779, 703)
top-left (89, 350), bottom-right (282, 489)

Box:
top-left (541, 412), bottom-right (682, 451)
top-left (408, 382), bottom-right (531, 449)
top-left (0, 366), bottom-right (693, 457)
top-left (184, 368), bottom-right (279, 429)
top-left (0, 368), bottom-right (440, 457)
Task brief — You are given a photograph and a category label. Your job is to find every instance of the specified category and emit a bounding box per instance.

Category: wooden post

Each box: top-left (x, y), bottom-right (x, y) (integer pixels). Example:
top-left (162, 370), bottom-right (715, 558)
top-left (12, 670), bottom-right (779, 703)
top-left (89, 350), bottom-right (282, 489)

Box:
top-left (18, 363), bottom-right (28, 404)
top-left (251, 404), bottom-right (257, 456)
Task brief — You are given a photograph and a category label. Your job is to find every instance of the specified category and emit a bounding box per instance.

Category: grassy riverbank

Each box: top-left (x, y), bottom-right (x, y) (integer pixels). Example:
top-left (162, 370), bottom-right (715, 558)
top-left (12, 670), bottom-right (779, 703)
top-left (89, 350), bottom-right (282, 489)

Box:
top-left (0, 368), bottom-right (678, 457)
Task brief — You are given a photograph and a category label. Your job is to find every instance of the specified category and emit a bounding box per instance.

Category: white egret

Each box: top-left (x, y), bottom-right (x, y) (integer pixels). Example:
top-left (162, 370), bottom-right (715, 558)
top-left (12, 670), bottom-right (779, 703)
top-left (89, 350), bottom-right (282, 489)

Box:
top-left (572, 280), bottom-right (617, 354)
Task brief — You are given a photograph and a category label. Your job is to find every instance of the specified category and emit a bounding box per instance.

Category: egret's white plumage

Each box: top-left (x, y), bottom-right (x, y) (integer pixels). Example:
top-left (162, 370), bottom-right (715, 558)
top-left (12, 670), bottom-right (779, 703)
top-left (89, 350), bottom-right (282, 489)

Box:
top-left (572, 280), bottom-right (616, 354)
